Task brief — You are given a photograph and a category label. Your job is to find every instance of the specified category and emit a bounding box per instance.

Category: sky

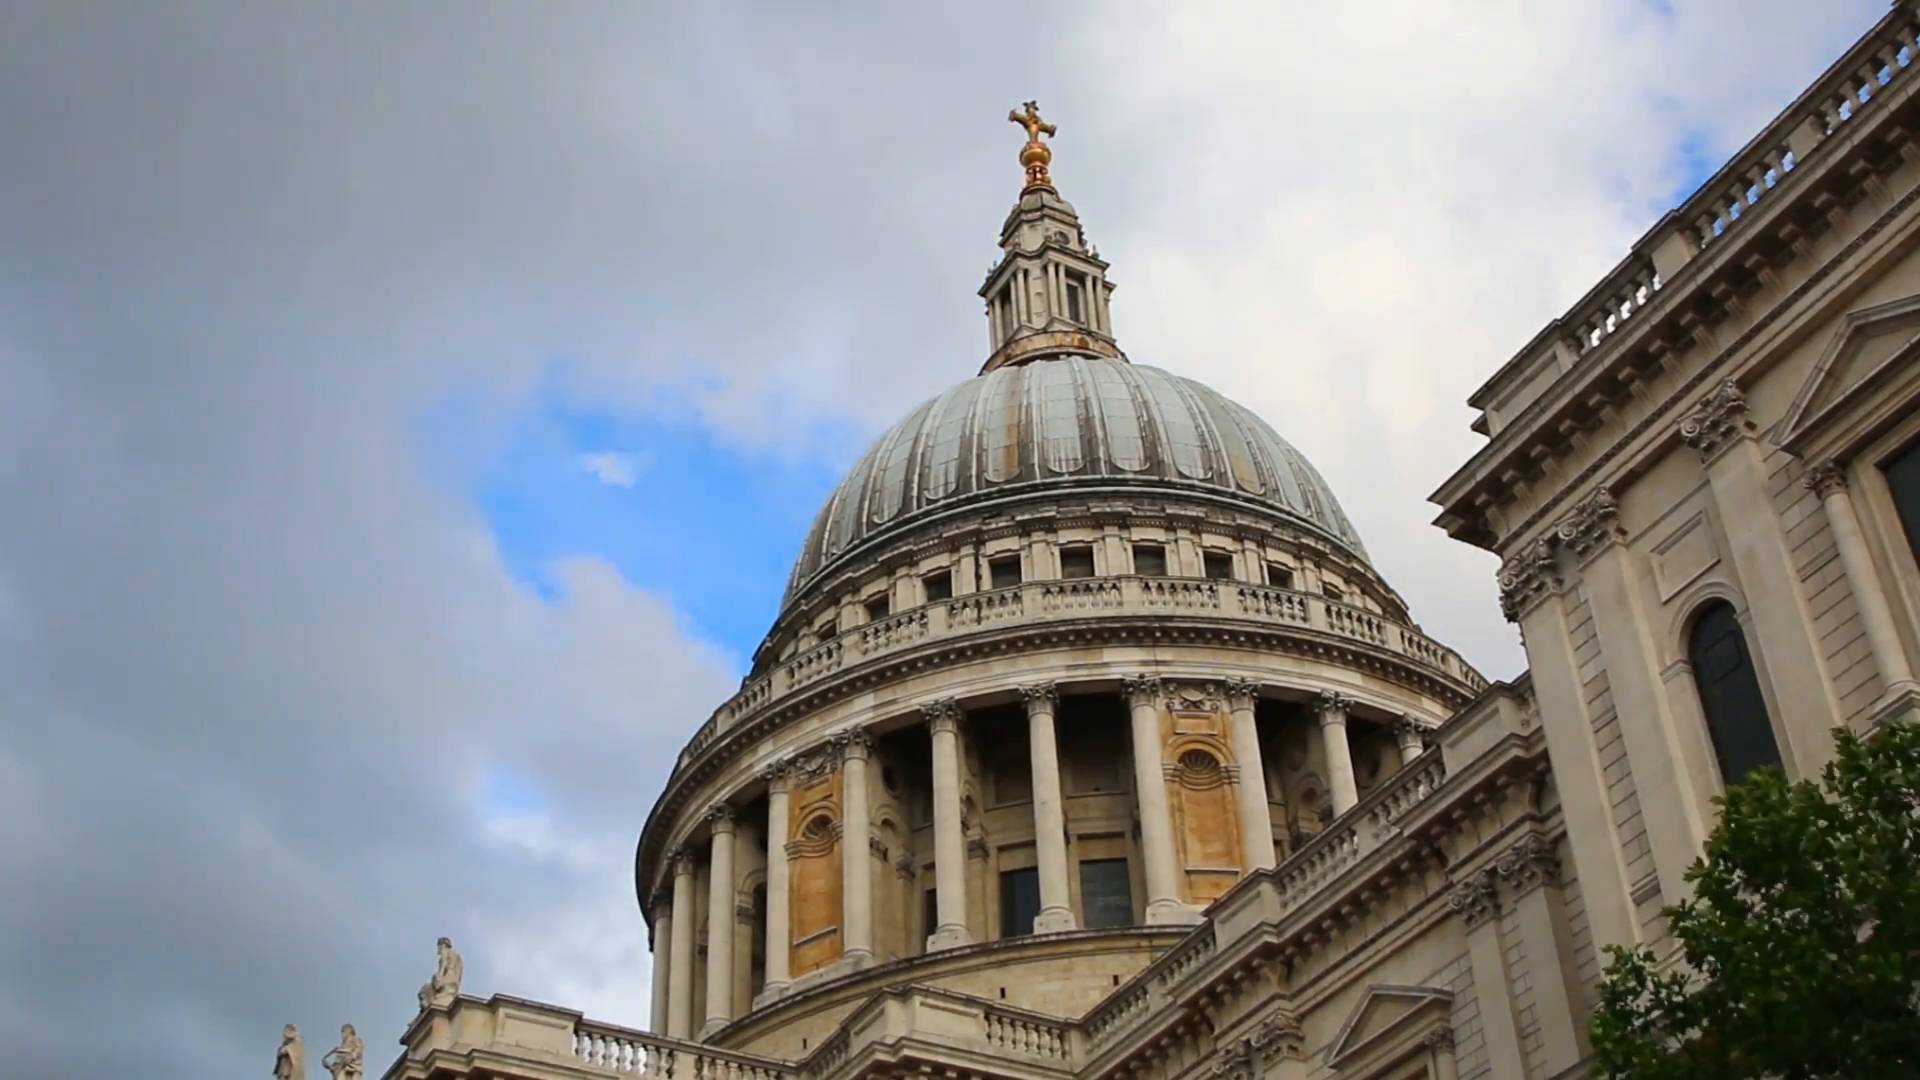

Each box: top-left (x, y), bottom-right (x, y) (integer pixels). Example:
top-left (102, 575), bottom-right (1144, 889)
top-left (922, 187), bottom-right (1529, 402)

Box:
top-left (0, 1), bottom-right (1888, 1077)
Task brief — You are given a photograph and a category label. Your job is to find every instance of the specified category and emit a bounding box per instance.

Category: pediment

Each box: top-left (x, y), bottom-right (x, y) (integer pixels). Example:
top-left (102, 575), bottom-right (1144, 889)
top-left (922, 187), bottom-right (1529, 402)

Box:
top-left (1777, 293), bottom-right (1920, 455)
top-left (1323, 984), bottom-right (1453, 1071)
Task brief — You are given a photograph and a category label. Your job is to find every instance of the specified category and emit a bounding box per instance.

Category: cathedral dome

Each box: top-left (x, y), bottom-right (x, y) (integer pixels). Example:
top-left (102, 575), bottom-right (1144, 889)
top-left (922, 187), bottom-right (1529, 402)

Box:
top-left (784, 355), bottom-right (1367, 605)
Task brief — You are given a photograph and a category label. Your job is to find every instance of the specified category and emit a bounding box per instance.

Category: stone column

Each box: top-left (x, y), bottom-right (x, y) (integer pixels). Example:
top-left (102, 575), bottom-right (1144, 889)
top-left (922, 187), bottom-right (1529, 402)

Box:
top-left (1426, 1029), bottom-right (1462, 1080)
top-left (1495, 834), bottom-right (1590, 1074)
top-left (1124, 675), bottom-right (1188, 923)
top-left (648, 895), bottom-right (672, 1034)
top-left (666, 848), bottom-right (697, 1039)
top-left (1560, 487), bottom-right (1715, 908)
top-left (1805, 459), bottom-right (1920, 714)
top-left (1448, 870), bottom-right (1527, 1080)
top-left (836, 732), bottom-right (874, 965)
top-left (1314, 691), bottom-right (1360, 817)
top-left (760, 762), bottom-right (793, 997)
top-left (1021, 684), bottom-right (1076, 933)
top-left (1682, 381), bottom-right (1839, 774)
top-left (1393, 715), bottom-right (1428, 766)
top-left (925, 701), bottom-right (972, 949)
top-left (1502, 542), bottom-right (1640, 955)
top-left (1223, 678), bottom-right (1276, 872)
top-left (700, 806), bottom-right (737, 1037)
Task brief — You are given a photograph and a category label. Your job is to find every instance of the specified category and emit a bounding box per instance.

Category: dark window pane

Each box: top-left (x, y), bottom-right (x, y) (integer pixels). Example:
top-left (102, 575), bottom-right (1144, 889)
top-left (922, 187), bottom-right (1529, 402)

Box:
top-left (1066, 282), bottom-right (1084, 323)
top-left (1689, 601), bottom-right (1781, 786)
top-left (923, 887), bottom-right (938, 945)
top-left (1060, 546), bottom-right (1095, 578)
top-left (1133, 544), bottom-right (1167, 576)
top-left (923, 570), bottom-right (954, 601)
top-left (1266, 562), bottom-right (1294, 589)
top-left (1886, 439), bottom-right (1920, 563)
top-left (1079, 858), bottom-right (1133, 929)
top-left (1000, 867), bottom-right (1041, 939)
top-left (990, 555), bottom-right (1023, 589)
top-left (864, 594), bottom-right (890, 621)
top-left (1203, 551), bottom-right (1234, 580)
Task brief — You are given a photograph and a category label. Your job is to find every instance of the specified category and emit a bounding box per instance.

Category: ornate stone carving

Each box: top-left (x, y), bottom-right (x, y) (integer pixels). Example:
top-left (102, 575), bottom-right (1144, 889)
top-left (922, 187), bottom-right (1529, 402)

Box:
top-left (1222, 676), bottom-right (1259, 712)
top-left (705, 803), bottom-right (737, 832)
top-left (1555, 486), bottom-right (1625, 559)
top-left (894, 853), bottom-right (917, 880)
top-left (669, 846), bottom-right (696, 877)
top-left (1447, 868), bottom-right (1499, 928)
top-left (869, 836), bottom-right (888, 861)
top-left (1422, 1025), bottom-right (1457, 1050)
top-left (1206, 1037), bottom-right (1254, 1080)
top-left (321, 1024), bottom-right (363, 1080)
top-left (1393, 714), bottom-right (1429, 742)
top-left (1248, 1012), bottom-right (1305, 1061)
top-left (1497, 536), bottom-right (1561, 622)
top-left (275, 1025), bottom-right (306, 1080)
top-left (1802, 457), bottom-right (1848, 497)
top-left (921, 698), bottom-right (964, 734)
top-left (787, 745), bottom-right (834, 785)
top-left (1679, 378), bottom-right (1755, 457)
top-left (416, 937), bottom-right (462, 1013)
top-left (759, 758), bottom-right (793, 792)
top-left (1314, 690), bottom-right (1353, 724)
top-left (1165, 681), bottom-right (1223, 714)
top-left (830, 729), bottom-right (874, 761)
top-left (1121, 674), bottom-right (1163, 708)
top-left (1018, 682), bottom-right (1059, 712)
top-left (1494, 833), bottom-right (1561, 895)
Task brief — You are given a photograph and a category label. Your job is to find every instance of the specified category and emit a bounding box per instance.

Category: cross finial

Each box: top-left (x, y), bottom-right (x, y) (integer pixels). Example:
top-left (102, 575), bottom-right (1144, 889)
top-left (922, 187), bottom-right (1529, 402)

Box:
top-left (1008, 101), bottom-right (1057, 188)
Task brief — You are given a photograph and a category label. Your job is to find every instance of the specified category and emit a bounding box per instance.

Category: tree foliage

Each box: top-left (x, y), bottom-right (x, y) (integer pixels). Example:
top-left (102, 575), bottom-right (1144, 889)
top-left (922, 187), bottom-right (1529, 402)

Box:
top-left (1590, 720), bottom-right (1920, 1079)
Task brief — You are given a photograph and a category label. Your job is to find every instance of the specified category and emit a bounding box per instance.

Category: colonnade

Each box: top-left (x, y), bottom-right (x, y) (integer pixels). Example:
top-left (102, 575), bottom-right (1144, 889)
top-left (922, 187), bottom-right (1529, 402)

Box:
top-left (650, 678), bottom-right (1428, 1039)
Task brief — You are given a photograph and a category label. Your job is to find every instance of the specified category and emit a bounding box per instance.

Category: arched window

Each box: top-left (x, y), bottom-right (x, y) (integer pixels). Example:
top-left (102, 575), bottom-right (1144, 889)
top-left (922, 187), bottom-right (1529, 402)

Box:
top-left (1688, 601), bottom-right (1781, 786)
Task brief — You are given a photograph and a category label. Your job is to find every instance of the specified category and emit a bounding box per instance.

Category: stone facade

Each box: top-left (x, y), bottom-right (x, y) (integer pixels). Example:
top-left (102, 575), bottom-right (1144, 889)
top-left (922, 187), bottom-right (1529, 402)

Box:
top-left (373, 9), bottom-right (1920, 1080)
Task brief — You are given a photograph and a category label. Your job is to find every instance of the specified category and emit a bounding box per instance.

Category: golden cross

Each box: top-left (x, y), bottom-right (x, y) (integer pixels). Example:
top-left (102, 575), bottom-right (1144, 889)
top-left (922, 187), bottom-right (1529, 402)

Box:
top-left (1008, 101), bottom-right (1057, 187)
top-left (1008, 100), bottom-right (1056, 144)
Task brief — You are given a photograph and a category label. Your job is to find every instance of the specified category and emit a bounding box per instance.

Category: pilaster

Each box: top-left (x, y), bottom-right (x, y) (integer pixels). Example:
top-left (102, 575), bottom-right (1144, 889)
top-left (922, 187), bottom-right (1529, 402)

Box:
top-left (666, 847), bottom-right (697, 1039)
top-left (1447, 868), bottom-right (1526, 1080)
top-left (1805, 458), bottom-right (1920, 726)
top-left (1123, 675), bottom-right (1192, 924)
top-left (700, 805), bottom-right (738, 1037)
top-left (924, 701), bottom-right (973, 949)
top-left (759, 761), bottom-right (793, 999)
top-left (833, 732), bottom-right (874, 965)
top-left (1314, 691), bottom-right (1360, 817)
top-left (1495, 834), bottom-right (1589, 1073)
top-left (1022, 683), bottom-right (1076, 933)
top-left (1223, 678), bottom-right (1276, 872)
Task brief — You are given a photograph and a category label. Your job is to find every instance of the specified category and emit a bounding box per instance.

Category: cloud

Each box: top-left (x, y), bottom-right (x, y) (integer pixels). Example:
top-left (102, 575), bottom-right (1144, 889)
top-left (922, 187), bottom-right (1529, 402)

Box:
top-left (0, 1), bottom-right (1887, 1078)
top-left (579, 451), bottom-right (648, 488)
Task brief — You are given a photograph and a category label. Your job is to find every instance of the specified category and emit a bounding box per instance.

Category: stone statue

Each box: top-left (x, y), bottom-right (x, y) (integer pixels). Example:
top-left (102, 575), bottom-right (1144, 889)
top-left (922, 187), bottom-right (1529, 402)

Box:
top-left (321, 1024), bottom-right (364, 1080)
top-left (274, 1025), bottom-right (305, 1080)
top-left (416, 936), bottom-right (463, 1013)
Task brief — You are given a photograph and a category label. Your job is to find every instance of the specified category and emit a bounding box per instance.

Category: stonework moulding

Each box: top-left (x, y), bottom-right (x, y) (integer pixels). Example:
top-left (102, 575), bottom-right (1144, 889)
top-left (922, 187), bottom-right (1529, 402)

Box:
top-left (1496, 536), bottom-right (1561, 622)
top-left (829, 729), bottom-right (874, 761)
top-left (1678, 378), bottom-right (1756, 459)
top-left (669, 846), bottom-right (695, 876)
top-left (1222, 676), bottom-right (1259, 712)
top-left (1494, 832), bottom-right (1561, 896)
top-left (1122, 674), bottom-right (1164, 708)
top-left (1422, 1025), bottom-right (1457, 1050)
top-left (1554, 486), bottom-right (1625, 560)
top-left (1249, 1013), bottom-right (1306, 1062)
top-left (1314, 690), bottom-right (1353, 722)
top-left (760, 758), bottom-right (793, 793)
top-left (705, 803), bottom-right (737, 832)
top-left (920, 698), bottom-right (964, 735)
top-left (1019, 682), bottom-right (1060, 711)
top-left (1446, 867), bottom-right (1500, 928)
top-left (1802, 456), bottom-right (1849, 496)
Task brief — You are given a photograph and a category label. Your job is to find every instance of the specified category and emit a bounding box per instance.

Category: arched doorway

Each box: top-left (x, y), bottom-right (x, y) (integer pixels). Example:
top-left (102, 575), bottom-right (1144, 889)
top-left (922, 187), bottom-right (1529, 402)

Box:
top-left (1688, 600), bottom-right (1782, 786)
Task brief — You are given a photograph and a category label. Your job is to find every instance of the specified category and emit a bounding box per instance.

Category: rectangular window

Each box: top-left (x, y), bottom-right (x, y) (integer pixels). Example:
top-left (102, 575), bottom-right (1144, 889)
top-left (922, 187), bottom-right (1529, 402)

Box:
top-left (989, 555), bottom-right (1023, 589)
top-left (1266, 562), bottom-right (1294, 589)
top-left (864, 594), bottom-right (891, 621)
top-left (1886, 438), bottom-right (1920, 563)
top-left (1321, 582), bottom-right (1344, 603)
top-left (1132, 543), bottom-right (1167, 576)
top-left (1202, 551), bottom-right (1234, 580)
top-left (815, 616), bottom-right (839, 640)
top-left (923, 569), bottom-right (954, 602)
top-left (923, 887), bottom-right (938, 943)
top-left (1078, 859), bottom-right (1133, 929)
top-left (1066, 281), bottom-right (1084, 323)
top-left (1000, 866), bottom-right (1041, 939)
top-left (1059, 546), bottom-right (1095, 578)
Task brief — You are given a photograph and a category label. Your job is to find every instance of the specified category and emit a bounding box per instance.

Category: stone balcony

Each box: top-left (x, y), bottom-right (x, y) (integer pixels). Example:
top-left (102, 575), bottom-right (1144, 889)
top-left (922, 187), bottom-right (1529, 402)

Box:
top-left (675, 576), bottom-right (1487, 774)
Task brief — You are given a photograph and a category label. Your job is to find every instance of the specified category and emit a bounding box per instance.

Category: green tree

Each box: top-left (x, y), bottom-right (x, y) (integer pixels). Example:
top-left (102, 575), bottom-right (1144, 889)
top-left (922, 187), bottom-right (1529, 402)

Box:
top-left (1590, 720), bottom-right (1920, 1079)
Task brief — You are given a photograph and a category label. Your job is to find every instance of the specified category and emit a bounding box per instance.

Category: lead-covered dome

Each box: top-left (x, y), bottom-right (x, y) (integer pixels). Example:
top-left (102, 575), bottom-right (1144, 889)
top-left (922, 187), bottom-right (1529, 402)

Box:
top-left (784, 355), bottom-right (1366, 605)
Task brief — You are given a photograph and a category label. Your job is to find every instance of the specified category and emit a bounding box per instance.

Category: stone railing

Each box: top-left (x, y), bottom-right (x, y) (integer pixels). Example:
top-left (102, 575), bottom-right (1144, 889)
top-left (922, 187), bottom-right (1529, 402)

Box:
top-left (571, 1020), bottom-right (793, 1080)
top-left (677, 577), bottom-right (1484, 771)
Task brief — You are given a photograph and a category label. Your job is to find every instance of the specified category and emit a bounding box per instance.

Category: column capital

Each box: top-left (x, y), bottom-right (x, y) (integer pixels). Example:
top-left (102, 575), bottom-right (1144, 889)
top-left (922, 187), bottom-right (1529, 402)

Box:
top-left (1222, 677), bottom-right (1260, 712)
top-left (1678, 378), bottom-right (1755, 460)
top-left (1555, 486), bottom-right (1625, 560)
top-left (1393, 714), bottom-right (1430, 745)
top-left (1446, 867), bottom-right (1500, 928)
top-left (670, 846), bottom-right (696, 877)
top-left (1802, 456), bottom-right (1849, 497)
top-left (1494, 832), bottom-right (1562, 897)
top-left (761, 758), bottom-right (793, 793)
top-left (1314, 690), bottom-right (1353, 725)
top-left (1019, 682), bottom-right (1059, 714)
top-left (1422, 1025), bottom-right (1457, 1050)
top-left (830, 729), bottom-right (874, 762)
top-left (705, 803), bottom-right (737, 834)
top-left (1248, 1013), bottom-right (1305, 1063)
top-left (1122, 674), bottom-right (1164, 708)
top-left (922, 698), bottom-right (964, 735)
top-left (1497, 535), bottom-right (1562, 622)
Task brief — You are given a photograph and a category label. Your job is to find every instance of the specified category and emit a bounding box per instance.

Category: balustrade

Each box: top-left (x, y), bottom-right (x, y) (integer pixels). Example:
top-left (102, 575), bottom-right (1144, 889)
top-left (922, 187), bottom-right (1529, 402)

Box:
top-left (674, 577), bottom-right (1482, 772)
top-left (570, 1020), bottom-right (792, 1080)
